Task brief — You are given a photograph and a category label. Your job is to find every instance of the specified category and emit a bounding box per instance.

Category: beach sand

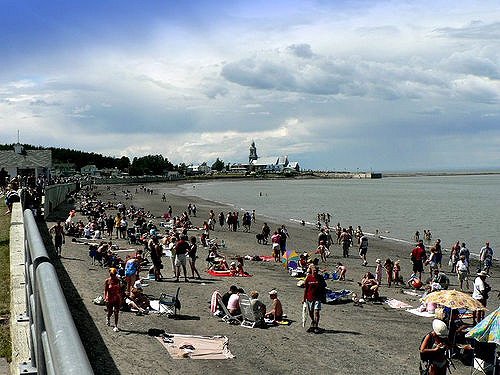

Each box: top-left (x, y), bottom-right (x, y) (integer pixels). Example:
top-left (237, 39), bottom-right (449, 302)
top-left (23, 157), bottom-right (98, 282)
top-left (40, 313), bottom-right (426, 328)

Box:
top-left (43, 181), bottom-right (499, 375)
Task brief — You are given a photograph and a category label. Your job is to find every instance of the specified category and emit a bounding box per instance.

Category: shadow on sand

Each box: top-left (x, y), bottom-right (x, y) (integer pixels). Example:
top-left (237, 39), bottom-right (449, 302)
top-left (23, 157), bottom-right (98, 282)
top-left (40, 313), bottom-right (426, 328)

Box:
top-left (37, 212), bottom-right (120, 375)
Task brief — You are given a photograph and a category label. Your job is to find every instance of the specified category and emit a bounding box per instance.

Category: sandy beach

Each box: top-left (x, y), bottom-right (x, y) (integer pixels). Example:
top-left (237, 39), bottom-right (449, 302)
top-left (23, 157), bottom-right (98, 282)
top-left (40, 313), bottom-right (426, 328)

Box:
top-left (43, 181), bottom-right (499, 375)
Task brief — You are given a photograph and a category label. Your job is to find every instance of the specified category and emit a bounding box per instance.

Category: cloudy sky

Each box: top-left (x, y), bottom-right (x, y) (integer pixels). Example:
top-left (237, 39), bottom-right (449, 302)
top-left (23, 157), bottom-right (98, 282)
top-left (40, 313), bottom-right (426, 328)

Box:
top-left (1, 1), bottom-right (500, 171)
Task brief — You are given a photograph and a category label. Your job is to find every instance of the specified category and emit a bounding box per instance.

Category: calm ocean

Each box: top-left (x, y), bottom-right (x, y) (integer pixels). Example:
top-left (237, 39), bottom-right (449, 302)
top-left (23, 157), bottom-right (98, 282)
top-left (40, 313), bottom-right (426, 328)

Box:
top-left (180, 175), bottom-right (500, 255)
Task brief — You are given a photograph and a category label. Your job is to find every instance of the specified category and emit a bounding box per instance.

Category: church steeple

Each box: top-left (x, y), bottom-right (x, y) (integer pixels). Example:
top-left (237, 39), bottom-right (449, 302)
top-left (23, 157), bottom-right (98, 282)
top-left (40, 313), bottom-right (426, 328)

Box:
top-left (249, 141), bottom-right (258, 164)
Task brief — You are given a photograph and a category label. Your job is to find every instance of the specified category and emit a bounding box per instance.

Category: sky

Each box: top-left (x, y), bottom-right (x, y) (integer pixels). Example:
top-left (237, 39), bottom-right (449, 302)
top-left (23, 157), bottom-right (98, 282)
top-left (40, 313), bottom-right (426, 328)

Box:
top-left (0, 0), bottom-right (500, 171)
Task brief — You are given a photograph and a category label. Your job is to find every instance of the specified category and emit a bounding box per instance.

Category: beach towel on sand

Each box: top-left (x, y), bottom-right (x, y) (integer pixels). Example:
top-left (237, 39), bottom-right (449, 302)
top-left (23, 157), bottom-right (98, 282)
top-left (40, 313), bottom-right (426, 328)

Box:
top-left (206, 270), bottom-right (252, 277)
top-left (155, 334), bottom-right (234, 359)
top-left (405, 308), bottom-right (435, 318)
top-left (384, 298), bottom-right (413, 309)
top-left (325, 290), bottom-right (352, 303)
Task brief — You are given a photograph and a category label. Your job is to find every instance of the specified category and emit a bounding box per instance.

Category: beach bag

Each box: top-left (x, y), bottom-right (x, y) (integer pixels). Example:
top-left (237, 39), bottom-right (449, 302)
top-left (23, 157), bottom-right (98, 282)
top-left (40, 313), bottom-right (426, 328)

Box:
top-left (93, 296), bottom-right (105, 305)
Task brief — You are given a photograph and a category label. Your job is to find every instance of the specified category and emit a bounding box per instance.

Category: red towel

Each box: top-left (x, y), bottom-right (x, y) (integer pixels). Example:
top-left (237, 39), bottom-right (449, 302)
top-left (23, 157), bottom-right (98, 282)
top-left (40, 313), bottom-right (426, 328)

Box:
top-left (206, 270), bottom-right (252, 277)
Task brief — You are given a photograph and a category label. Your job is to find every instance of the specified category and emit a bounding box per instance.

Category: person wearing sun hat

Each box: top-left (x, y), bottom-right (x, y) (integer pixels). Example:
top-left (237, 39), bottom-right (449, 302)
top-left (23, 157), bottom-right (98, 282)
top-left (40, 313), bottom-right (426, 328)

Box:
top-left (472, 270), bottom-right (491, 323)
top-left (420, 319), bottom-right (449, 375)
top-left (104, 268), bottom-right (122, 332)
top-left (265, 289), bottom-right (283, 322)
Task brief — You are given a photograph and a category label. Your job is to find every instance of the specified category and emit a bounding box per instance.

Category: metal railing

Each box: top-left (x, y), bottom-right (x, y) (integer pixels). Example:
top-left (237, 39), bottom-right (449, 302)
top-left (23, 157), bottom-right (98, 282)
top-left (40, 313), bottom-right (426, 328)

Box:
top-left (22, 209), bottom-right (93, 375)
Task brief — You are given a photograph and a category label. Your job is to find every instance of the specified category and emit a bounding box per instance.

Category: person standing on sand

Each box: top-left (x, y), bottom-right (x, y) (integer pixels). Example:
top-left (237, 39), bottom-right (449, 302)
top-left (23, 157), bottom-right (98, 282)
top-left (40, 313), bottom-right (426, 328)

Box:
top-left (340, 228), bottom-right (351, 258)
top-left (358, 234), bottom-right (368, 266)
top-left (303, 266), bottom-right (326, 333)
top-left (279, 225), bottom-right (289, 255)
top-left (174, 235), bottom-right (190, 282)
top-left (261, 223), bottom-right (270, 245)
top-left (49, 220), bottom-right (65, 257)
top-left (479, 242), bottom-right (494, 274)
top-left (218, 212), bottom-right (225, 229)
top-left (411, 241), bottom-right (426, 280)
top-left (104, 268), bottom-right (122, 332)
top-left (434, 239), bottom-right (443, 269)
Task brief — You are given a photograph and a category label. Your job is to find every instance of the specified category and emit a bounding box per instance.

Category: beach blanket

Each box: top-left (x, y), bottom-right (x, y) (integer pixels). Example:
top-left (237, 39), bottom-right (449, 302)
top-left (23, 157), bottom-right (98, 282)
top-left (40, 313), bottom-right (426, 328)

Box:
top-left (155, 334), bottom-right (234, 360)
top-left (206, 270), bottom-right (252, 277)
top-left (384, 298), bottom-right (413, 309)
top-left (402, 290), bottom-right (422, 297)
top-left (406, 308), bottom-right (435, 318)
top-left (258, 256), bottom-right (274, 261)
top-left (326, 289), bottom-right (352, 303)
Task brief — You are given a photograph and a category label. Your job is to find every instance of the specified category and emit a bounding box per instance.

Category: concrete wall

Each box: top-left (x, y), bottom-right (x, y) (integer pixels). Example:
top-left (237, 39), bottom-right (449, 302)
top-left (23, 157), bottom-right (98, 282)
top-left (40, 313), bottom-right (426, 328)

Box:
top-left (44, 182), bottom-right (78, 218)
top-left (9, 202), bottom-right (30, 375)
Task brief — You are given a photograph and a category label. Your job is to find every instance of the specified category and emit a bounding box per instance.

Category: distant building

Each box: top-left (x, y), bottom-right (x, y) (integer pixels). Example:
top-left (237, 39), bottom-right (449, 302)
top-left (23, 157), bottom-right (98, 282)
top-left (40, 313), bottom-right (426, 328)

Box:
top-left (81, 164), bottom-right (100, 176)
top-left (186, 162), bottom-right (211, 175)
top-left (0, 144), bottom-right (52, 179)
top-left (230, 142), bottom-right (301, 174)
top-left (52, 162), bottom-right (77, 177)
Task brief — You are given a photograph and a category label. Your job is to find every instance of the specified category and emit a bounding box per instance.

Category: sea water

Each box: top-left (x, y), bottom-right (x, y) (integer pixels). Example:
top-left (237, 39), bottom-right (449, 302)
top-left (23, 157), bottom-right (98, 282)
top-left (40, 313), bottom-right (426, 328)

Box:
top-left (181, 175), bottom-right (500, 255)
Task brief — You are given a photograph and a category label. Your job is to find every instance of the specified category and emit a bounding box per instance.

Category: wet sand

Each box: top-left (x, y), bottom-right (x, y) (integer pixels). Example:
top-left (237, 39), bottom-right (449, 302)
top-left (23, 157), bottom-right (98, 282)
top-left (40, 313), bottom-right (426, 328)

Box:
top-left (46, 181), bottom-right (499, 375)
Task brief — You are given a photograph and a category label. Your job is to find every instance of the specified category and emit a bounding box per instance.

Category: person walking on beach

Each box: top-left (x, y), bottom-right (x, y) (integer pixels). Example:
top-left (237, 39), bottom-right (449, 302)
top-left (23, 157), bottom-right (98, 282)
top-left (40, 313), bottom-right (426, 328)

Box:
top-left (434, 239), bottom-right (443, 269)
top-left (450, 241), bottom-right (460, 273)
top-left (49, 220), bottom-right (65, 258)
top-left (358, 234), bottom-right (368, 266)
top-left (340, 228), bottom-right (351, 258)
top-left (479, 242), bottom-right (494, 274)
top-left (303, 266), bottom-right (326, 333)
top-left (411, 241), bottom-right (426, 280)
top-left (456, 255), bottom-right (469, 291)
top-left (279, 225), bottom-right (289, 255)
top-left (175, 235), bottom-right (190, 282)
top-left (261, 222), bottom-right (270, 244)
top-left (187, 236), bottom-right (201, 279)
top-left (218, 212), bottom-right (225, 229)
top-left (104, 268), bottom-right (122, 332)
top-left (459, 242), bottom-right (470, 265)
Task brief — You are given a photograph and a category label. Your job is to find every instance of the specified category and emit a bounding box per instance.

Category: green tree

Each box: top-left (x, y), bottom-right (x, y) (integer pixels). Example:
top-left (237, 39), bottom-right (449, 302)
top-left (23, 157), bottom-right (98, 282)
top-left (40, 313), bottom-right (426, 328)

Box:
top-left (211, 158), bottom-right (225, 171)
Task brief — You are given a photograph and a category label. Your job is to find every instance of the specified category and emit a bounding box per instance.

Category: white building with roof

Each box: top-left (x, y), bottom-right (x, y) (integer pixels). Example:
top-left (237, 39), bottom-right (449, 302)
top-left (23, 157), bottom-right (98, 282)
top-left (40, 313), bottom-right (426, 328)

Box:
top-left (0, 144), bottom-right (52, 179)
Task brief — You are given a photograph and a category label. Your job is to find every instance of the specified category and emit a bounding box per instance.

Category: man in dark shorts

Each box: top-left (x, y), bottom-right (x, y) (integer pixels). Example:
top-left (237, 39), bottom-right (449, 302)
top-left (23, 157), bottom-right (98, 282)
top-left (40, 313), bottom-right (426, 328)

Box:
top-left (49, 220), bottom-right (65, 257)
top-left (411, 240), bottom-right (427, 280)
top-left (340, 228), bottom-right (351, 258)
top-left (359, 235), bottom-right (368, 266)
top-left (303, 266), bottom-right (326, 333)
top-left (174, 235), bottom-right (190, 282)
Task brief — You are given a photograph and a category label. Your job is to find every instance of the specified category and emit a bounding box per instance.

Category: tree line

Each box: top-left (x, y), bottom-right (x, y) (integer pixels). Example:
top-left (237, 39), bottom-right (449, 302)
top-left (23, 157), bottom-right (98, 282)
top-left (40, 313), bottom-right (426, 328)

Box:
top-left (0, 144), bottom-right (227, 175)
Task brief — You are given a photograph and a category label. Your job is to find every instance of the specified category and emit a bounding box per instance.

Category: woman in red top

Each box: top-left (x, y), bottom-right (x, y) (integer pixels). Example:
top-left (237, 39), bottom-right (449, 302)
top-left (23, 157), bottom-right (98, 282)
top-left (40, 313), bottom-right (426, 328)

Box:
top-left (104, 268), bottom-right (122, 332)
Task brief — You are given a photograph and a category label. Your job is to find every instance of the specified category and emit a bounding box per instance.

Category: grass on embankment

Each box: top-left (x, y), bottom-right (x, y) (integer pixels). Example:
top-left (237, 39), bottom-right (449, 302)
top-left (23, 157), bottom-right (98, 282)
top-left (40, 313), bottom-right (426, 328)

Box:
top-left (0, 200), bottom-right (11, 360)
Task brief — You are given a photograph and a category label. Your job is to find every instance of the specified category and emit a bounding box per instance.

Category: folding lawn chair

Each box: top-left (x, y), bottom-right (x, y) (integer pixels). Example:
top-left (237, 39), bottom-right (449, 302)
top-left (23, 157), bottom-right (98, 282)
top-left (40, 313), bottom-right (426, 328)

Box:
top-left (216, 294), bottom-right (241, 324)
top-left (158, 287), bottom-right (181, 317)
top-left (471, 342), bottom-right (497, 375)
top-left (239, 293), bottom-right (259, 328)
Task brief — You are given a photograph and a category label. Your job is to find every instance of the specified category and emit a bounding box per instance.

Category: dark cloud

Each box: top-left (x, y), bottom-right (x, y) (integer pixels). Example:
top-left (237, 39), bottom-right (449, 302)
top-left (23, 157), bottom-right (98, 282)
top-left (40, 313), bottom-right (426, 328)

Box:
top-left (287, 43), bottom-right (314, 58)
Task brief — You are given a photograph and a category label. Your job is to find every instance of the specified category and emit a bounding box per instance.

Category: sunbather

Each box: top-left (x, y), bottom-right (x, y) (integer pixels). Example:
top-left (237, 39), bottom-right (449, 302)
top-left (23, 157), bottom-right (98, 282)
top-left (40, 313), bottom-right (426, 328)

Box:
top-left (250, 291), bottom-right (266, 322)
top-left (265, 290), bottom-right (283, 321)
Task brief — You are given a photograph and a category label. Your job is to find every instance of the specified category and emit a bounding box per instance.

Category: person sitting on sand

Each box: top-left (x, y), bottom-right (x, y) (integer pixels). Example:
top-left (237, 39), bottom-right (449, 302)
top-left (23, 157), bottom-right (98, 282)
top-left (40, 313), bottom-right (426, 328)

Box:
top-left (408, 273), bottom-right (423, 289)
top-left (229, 261), bottom-right (237, 274)
top-left (227, 288), bottom-right (243, 316)
top-left (250, 291), bottom-right (266, 323)
top-left (236, 256), bottom-right (248, 275)
top-left (336, 262), bottom-right (347, 280)
top-left (265, 290), bottom-right (283, 321)
top-left (361, 272), bottom-right (379, 299)
top-left (215, 257), bottom-right (229, 271)
top-left (126, 281), bottom-right (150, 315)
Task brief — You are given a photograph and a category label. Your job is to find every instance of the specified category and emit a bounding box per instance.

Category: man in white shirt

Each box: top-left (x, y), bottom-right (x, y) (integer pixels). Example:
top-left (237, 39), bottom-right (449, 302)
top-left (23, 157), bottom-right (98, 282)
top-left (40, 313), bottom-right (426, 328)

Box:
top-left (455, 255), bottom-right (469, 291)
top-left (472, 271), bottom-right (490, 323)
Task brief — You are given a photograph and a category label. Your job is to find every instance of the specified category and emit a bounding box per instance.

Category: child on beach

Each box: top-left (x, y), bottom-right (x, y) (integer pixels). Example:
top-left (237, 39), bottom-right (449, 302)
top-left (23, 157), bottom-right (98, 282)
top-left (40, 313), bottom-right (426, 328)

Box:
top-left (393, 260), bottom-right (401, 285)
top-left (336, 262), bottom-right (347, 280)
top-left (375, 259), bottom-right (383, 285)
top-left (383, 258), bottom-right (394, 287)
top-left (317, 240), bottom-right (327, 262)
